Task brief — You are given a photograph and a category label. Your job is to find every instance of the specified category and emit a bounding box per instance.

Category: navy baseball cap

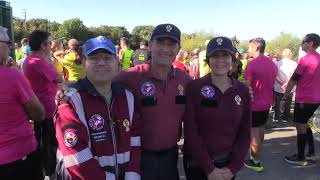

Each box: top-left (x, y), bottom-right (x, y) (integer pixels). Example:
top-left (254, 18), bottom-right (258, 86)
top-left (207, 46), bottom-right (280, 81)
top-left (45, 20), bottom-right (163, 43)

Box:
top-left (151, 23), bottom-right (181, 43)
top-left (84, 36), bottom-right (116, 56)
top-left (206, 37), bottom-right (236, 58)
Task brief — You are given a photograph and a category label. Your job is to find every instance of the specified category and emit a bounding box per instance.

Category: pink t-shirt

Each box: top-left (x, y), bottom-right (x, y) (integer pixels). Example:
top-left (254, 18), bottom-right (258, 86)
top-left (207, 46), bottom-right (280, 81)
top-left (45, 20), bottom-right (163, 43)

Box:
top-left (295, 51), bottom-right (320, 103)
top-left (0, 67), bottom-right (37, 164)
top-left (245, 55), bottom-right (277, 111)
top-left (24, 55), bottom-right (59, 118)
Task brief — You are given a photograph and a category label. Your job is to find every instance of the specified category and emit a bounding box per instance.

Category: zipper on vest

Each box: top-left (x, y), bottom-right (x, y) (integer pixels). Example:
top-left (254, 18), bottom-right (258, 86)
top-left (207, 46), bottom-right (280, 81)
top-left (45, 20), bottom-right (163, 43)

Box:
top-left (105, 98), bottom-right (119, 178)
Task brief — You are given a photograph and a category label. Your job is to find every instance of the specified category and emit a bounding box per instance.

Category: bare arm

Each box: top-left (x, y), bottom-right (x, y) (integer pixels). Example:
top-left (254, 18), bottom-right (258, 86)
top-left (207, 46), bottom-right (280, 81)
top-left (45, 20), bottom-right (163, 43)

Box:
top-left (118, 49), bottom-right (124, 62)
top-left (24, 95), bottom-right (45, 122)
top-left (282, 79), bottom-right (297, 99)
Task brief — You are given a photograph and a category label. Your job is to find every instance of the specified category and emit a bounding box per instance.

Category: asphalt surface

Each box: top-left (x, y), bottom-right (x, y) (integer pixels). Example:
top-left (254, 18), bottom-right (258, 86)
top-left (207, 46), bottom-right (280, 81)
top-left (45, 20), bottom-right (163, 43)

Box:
top-left (178, 123), bottom-right (320, 180)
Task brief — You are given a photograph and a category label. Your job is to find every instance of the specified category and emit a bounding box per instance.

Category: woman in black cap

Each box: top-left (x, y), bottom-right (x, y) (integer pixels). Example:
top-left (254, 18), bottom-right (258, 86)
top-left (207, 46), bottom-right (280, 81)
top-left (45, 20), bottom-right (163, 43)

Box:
top-left (183, 36), bottom-right (251, 180)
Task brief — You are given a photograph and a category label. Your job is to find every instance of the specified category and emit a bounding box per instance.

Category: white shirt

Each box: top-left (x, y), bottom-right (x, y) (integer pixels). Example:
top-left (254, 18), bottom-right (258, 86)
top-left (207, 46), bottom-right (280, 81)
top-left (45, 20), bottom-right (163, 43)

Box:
top-left (274, 58), bottom-right (297, 93)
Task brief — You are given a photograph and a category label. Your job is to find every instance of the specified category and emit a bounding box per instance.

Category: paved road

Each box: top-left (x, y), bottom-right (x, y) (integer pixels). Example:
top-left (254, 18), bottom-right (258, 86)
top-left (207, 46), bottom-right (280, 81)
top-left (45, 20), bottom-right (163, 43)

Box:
top-left (178, 123), bottom-right (320, 180)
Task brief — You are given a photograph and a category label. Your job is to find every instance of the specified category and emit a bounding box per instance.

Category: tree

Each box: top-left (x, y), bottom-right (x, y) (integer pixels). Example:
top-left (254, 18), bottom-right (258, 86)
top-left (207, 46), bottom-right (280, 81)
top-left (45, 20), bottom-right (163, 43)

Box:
top-left (108, 26), bottom-right (130, 45)
top-left (56, 18), bottom-right (90, 43)
top-left (131, 25), bottom-right (154, 41)
top-left (181, 32), bottom-right (214, 52)
top-left (13, 17), bottom-right (28, 43)
top-left (266, 32), bottom-right (301, 61)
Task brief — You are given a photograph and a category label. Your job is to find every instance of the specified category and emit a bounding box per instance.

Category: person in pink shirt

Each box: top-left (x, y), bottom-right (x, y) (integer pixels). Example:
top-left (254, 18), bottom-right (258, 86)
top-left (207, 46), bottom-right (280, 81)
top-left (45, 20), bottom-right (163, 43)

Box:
top-left (23, 29), bottom-right (64, 178)
top-left (244, 37), bottom-right (277, 172)
top-left (0, 26), bottom-right (45, 180)
top-left (282, 33), bottom-right (320, 166)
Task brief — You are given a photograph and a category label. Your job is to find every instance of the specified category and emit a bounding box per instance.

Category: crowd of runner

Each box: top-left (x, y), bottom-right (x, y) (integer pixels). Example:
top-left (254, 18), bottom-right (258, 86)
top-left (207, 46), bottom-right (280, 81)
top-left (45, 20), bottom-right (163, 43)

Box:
top-left (0, 24), bottom-right (319, 180)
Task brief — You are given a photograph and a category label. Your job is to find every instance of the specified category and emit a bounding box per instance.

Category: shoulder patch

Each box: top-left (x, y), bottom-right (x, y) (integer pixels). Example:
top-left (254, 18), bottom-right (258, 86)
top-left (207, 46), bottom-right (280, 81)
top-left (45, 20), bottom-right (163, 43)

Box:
top-left (64, 130), bottom-right (78, 148)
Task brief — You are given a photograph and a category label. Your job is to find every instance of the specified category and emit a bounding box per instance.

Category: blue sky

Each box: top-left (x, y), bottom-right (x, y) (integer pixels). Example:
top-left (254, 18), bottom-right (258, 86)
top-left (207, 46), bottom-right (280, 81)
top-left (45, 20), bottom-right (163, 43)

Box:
top-left (7, 0), bottom-right (320, 40)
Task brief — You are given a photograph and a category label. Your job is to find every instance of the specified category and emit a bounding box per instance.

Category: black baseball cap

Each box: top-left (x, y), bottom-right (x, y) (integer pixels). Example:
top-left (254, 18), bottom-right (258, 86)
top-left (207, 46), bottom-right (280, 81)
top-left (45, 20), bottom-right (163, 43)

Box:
top-left (206, 37), bottom-right (236, 58)
top-left (151, 23), bottom-right (181, 43)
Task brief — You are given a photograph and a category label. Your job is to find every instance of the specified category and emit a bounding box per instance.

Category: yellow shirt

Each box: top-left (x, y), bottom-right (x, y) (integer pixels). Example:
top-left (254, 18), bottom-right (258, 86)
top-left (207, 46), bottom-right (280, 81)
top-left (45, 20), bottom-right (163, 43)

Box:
top-left (53, 59), bottom-right (64, 74)
top-left (62, 52), bottom-right (85, 81)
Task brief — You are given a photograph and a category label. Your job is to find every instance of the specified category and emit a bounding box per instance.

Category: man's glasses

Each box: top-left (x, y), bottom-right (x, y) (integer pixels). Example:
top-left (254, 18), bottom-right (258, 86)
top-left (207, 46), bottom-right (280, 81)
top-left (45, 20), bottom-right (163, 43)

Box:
top-left (0, 39), bottom-right (12, 47)
top-left (86, 55), bottom-right (116, 64)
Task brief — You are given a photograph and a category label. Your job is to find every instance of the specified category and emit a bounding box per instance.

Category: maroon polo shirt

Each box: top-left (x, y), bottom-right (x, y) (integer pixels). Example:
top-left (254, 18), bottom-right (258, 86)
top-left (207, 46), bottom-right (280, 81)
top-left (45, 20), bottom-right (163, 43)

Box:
top-left (183, 74), bottom-right (251, 175)
top-left (113, 63), bottom-right (192, 150)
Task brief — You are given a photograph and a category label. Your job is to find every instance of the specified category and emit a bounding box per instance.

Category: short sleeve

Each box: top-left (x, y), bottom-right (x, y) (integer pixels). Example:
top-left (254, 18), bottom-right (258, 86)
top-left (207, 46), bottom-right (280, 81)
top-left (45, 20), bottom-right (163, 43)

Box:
top-left (37, 60), bottom-right (59, 82)
top-left (15, 72), bottom-right (35, 104)
top-left (294, 58), bottom-right (307, 75)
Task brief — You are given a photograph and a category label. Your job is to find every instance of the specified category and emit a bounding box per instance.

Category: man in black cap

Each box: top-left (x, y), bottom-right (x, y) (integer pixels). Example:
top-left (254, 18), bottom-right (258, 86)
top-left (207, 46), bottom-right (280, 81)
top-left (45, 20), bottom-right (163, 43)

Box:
top-left (114, 23), bottom-right (192, 180)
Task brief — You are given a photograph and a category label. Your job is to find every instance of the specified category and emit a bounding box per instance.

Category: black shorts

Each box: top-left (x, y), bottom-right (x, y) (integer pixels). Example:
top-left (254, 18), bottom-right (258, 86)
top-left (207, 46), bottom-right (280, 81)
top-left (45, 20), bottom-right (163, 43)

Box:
top-left (0, 150), bottom-right (43, 180)
top-left (252, 110), bottom-right (269, 127)
top-left (293, 103), bottom-right (320, 124)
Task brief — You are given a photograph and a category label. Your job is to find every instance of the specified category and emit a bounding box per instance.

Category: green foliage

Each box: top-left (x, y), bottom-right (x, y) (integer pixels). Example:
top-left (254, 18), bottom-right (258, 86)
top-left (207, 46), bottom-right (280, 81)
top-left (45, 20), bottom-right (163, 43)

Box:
top-left (181, 32), bottom-right (214, 52)
top-left (12, 17), bottom-right (303, 57)
top-left (13, 17), bottom-right (28, 43)
top-left (131, 25), bottom-right (154, 41)
top-left (56, 18), bottom-right (90, 43)
top-left (265, 32), bottom-right (301, 61)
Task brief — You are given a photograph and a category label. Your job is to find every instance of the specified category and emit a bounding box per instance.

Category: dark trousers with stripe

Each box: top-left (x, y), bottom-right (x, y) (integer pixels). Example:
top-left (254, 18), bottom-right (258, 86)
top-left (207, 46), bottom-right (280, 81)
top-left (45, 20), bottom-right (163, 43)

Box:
top-left (141, 146), bottom-right (179, 180)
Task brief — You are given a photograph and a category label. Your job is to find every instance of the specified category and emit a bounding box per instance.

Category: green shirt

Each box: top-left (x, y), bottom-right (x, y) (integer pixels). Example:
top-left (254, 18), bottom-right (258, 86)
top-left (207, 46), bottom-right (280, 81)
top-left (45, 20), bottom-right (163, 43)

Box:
top-left (122, 48), bottom-right (134, 70)
top-left (238, 59), bottom-right (249, 81)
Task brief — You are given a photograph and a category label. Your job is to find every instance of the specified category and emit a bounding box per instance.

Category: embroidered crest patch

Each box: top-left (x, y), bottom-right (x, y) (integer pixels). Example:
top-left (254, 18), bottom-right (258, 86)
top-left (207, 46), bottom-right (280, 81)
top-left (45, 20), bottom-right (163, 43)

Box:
top-left (89, 114), bottom-right (105, 131)
top-left (201, 85), bottom-right (215, 98)
top-left (141, 81), bottom-right (156, 96)
top-left (64, 131), bottom-right (78, 148)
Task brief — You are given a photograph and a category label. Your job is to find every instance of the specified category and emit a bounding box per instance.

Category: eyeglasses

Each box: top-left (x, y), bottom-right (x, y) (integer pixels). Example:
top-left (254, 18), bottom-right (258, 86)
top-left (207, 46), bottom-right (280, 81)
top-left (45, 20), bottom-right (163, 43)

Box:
top-left (86, 55), bottom-right (116, 64)
top-left (0, 39), bottom-right (12, 47)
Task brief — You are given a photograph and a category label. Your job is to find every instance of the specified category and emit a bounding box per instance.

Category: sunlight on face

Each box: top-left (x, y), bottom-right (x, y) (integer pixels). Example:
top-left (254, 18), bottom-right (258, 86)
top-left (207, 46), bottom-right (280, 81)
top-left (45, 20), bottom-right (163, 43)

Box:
top-left (208, 51), bottom-right (233, 77)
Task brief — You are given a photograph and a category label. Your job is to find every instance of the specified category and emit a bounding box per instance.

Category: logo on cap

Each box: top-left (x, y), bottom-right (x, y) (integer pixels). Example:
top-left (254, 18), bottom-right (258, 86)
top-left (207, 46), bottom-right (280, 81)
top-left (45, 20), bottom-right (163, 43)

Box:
top-left (217, 38), bottom-right (223, 46)
top-left (166, 25), bottom-right (173, 32)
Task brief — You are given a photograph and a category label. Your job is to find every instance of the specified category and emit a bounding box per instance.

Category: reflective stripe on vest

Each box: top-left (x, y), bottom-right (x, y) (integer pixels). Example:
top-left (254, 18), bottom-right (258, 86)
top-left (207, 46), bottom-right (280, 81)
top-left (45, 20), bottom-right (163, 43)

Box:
top-left (98, 151), bottom-right (130, 167)
top-left (57, 148), bottom-right (93, 168)
top-left (106, 172), bottom-right (116, 180)
top-left (125, 172), bottom-right (140, 180)
top-left (130, 136), bottom-right (141, 147)
top-left (65, 88), bottom-right (92, 148)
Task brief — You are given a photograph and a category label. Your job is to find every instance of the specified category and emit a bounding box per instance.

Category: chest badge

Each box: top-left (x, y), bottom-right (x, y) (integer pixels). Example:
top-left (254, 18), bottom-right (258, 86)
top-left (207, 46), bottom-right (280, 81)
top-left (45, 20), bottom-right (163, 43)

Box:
top-left (123, 119), bottom-right (130, 132)
top-left (89, 114), bottom-right (105, 131)
top-left (235, 95), bottom-right (241, 105)
top-left (201, 85), bottom-right (215, 98)
top-left (178, 84), bottom-right (184, 95)
top-left (141, 81), bottom-right (156, 96)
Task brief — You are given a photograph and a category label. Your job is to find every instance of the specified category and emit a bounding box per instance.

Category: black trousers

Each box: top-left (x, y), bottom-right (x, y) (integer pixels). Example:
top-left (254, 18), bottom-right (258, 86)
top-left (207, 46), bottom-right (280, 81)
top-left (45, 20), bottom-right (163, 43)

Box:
top-left (34, 117), bottom-right (58, 176)
top-left (0, 150), bottom-right (43, 180)
top-left (273, 91), bottom-right (293, 121)
top-left (141, 146), bottom-right (179, 180)
top-left (183, 155), bottom-right (236, 180)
